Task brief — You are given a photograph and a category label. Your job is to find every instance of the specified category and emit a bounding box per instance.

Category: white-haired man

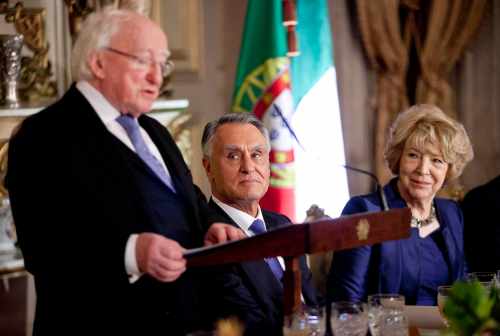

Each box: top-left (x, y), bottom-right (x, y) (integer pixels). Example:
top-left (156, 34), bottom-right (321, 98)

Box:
top-left (6, 8), bottom-right (242, 335)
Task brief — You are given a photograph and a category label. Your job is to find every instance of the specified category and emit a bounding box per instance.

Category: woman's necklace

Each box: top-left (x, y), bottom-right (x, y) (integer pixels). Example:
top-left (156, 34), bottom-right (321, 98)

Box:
top-left (410, 205), bottom-right (436, 229)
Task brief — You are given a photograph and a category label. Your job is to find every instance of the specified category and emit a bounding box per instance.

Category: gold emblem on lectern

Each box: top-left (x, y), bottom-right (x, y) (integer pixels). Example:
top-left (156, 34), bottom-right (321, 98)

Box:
top-left (356, 219), bottom-right (370, 240)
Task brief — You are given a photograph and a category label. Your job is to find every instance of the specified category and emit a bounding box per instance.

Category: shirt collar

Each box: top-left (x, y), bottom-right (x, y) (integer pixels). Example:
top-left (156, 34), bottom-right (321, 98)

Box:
top-left (76, 80), bottom-right (122, 124)
top-left (211, 196), bottom-right (265, 235)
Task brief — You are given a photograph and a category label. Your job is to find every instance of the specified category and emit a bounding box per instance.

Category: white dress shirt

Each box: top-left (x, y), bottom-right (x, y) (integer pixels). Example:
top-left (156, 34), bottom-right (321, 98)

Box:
top-left (212, 196), bottom-right (285, 270)
top-left (76, 80), bottom-right (171, 279)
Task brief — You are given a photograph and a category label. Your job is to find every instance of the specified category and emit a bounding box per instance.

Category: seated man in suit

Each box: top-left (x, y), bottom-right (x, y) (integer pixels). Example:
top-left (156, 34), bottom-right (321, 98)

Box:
top-left (201, 113), bottom-right (318, 335)
top-left (462, 174), bottom-right (500, 272)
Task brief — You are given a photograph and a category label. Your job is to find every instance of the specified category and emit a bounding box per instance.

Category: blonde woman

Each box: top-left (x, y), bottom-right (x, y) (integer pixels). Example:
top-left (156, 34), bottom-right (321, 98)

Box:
top-left (328, 104), bottom-right (473, 305)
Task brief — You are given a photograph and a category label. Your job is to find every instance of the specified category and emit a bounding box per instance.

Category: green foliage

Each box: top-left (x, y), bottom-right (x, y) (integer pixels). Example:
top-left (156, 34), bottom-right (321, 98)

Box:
top-left (443, 281), bottom-right (500, 335)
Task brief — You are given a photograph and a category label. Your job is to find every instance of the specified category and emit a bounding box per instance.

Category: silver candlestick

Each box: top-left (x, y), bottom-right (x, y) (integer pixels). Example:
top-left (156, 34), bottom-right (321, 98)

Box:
top-left (0, 34), bottom-right (24, 108)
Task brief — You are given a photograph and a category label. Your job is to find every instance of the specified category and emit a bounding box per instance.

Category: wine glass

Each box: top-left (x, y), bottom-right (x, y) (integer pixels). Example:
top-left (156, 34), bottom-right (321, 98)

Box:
top-left (437, 285), bottom-right (452, 327)
top-left (465, 272), bottom-right (496, 283)
top-left (283, 305), bottom-right (325, 336)
top-left (305, 306), bottom-right (326, 336)
top-left (330, 301), bottom-right (368, 336)
top-left (367, 294), bottom-right (407, 336)
top-left (465, 272), bottom-right (497, 292)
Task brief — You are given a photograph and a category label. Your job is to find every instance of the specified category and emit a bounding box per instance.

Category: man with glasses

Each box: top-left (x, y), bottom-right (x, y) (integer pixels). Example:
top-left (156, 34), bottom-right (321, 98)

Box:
top-left (6, 8), bottom-right (242, 335)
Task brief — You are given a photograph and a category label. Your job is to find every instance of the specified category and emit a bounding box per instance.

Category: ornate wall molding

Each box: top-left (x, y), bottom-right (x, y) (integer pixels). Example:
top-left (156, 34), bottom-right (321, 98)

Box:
top-left (151, 0), bottom-right (201, 77)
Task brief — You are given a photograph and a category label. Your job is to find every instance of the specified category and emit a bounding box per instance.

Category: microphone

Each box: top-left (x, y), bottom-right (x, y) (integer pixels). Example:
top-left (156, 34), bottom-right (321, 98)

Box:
top-left (342, 165), bottom-right (389, 211)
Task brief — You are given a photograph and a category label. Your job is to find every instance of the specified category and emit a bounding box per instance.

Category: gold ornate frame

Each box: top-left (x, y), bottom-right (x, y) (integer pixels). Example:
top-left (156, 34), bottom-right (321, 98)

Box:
top-left (150, 0), bottom-right (201, 76)
top-left (0, 1), bottom-right (57, 103)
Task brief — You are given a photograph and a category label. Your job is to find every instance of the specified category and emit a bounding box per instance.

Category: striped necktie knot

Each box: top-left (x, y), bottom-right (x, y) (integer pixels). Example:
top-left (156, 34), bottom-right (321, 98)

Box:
top-left (249, 218), bottom-right (266, 235)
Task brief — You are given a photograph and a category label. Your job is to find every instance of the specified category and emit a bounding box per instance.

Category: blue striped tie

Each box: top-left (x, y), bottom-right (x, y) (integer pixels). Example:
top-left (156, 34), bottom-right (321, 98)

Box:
top-left (116, 114), bottom-right (176, 192)
top-left (249, 219), bottom-right (283, 281)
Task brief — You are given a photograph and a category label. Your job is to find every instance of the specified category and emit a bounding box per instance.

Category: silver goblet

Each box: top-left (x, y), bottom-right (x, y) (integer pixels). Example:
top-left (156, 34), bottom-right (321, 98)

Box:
top-left (0, 34), bottom-right (24, 108)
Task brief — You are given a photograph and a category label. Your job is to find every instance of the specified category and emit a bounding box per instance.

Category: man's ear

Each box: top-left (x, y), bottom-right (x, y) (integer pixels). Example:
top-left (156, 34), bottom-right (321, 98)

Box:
top-left (88, 51), bottom-right (106, 79)
top-left (202, 157), bottom-right (211, 177)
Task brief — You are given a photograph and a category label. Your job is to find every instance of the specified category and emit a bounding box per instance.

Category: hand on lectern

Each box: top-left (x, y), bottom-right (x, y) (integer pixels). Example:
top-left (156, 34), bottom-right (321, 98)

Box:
top-left (136, 232), bottom-right (186, 282)
top-left (204, 222), bottom-right (246, 246)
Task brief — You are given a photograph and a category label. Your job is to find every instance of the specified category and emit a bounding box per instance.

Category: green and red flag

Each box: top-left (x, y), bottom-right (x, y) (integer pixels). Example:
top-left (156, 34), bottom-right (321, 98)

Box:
top-left (232, 0), bottom-right (296, 220)
top-left (232, 0), bottom-right (349, 221)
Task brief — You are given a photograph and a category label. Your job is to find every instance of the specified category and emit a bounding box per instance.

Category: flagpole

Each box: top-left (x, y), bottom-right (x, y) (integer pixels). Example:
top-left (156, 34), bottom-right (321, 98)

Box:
top-left (282, 0), bottom-right (302, 317)
top-left (282, 0), bottom-right (300, 57)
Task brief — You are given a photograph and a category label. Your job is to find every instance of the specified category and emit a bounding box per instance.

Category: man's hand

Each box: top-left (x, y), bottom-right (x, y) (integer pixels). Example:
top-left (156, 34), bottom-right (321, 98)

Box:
top-left (136, 233), bottom-right (186, 282)
top-left (204, 223), bottom-right (246, 246)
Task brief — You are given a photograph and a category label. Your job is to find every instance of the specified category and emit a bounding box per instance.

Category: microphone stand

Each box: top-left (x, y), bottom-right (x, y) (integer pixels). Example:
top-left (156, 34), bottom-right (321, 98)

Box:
top-left (343, 165), bottom-right (389, 211)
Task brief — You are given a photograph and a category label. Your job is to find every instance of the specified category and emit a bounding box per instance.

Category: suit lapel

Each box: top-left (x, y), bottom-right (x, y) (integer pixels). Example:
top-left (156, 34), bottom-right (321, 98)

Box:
top-left (110, 111), bottom-right (207, 236)
top-left (138, 117), bottom-right (194, 200)
top-left (381, 181), bottom-right (462, 291)
top-left (435, 199), bottom-right (461, 280)
top-left (378, 181), bottom-right (406, 293)
top-left (261, 210), bottom-right (318, 306)
top-left (68, 86), bottom-right (160, 184)
top-left (64, 86), bottom-right (150, 233)
top-left (138, 116), bottom-right (206, 234)
top-left (68, 86), bottom-right (140, 178)
top-left (208, 201), bottom-right (284, 299)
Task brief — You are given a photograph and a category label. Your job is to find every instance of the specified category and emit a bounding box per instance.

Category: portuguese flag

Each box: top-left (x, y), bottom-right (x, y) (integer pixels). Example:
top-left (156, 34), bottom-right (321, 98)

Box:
top-left (232, 0), bottom-right (349, 221)
top-left (232, 0), bottom-right (296, 220)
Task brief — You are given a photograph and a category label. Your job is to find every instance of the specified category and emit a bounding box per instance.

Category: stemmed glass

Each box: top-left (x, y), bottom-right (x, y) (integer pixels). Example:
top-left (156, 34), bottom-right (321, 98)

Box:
top-left (305, 306), bottom-right (325, 336)
top-left (283, 305), bottom-right (325, 336)
top-left (465, 272), bottom-right (496, 282)
top-left (437, 285), bottom-right (452, 327)
top-left (330, 301), bottom-right (368, 336)
top-left (367, 294), bottom-right (407, 336)
top-left (465, 272), bottom-right (497, 291)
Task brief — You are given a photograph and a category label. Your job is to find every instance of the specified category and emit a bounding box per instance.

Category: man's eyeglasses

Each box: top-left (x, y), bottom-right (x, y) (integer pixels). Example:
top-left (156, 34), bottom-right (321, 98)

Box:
top-left (103, 47), bottom-right (174, 77)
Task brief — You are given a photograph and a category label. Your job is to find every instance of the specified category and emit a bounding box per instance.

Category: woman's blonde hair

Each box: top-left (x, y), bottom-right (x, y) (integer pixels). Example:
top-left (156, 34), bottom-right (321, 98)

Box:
top-left (384, 104), bottom-right (473, 180)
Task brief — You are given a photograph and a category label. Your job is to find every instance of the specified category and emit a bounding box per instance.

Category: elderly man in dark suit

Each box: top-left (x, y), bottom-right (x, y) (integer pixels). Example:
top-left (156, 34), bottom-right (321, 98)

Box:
top-left (6, 8), bottom-right (242, 335)
top-left (201, 113), bottom-right (318, 335)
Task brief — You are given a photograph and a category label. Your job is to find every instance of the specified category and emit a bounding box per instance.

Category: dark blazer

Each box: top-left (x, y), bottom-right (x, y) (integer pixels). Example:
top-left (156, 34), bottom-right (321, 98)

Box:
top-left (462, 175), bottom-right (500, 272)
top-left (207, 200), bottom-right (318, 335)
top-left (327, 179), bottom-right (467, 305)
top-left (6, 85), bottom-right (213, 335)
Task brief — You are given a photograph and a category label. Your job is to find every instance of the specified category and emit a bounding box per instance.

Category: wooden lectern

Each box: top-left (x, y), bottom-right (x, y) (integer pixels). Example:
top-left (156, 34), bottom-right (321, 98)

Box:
top-left (186, 208), bottom-right (411, 316)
